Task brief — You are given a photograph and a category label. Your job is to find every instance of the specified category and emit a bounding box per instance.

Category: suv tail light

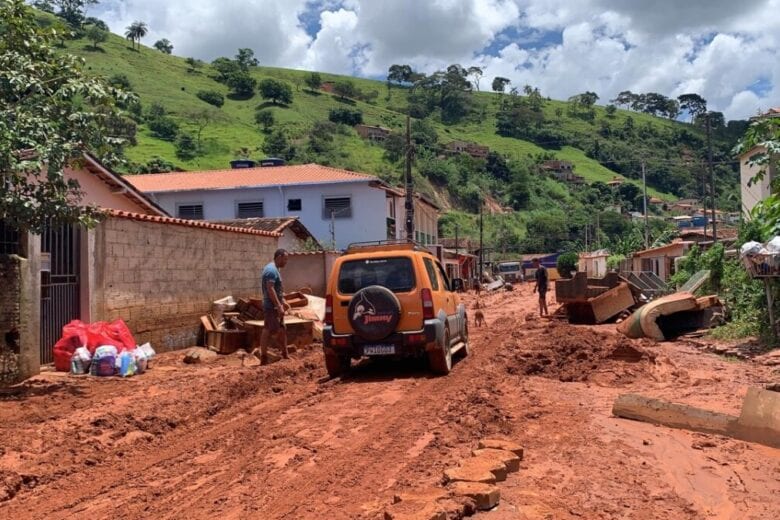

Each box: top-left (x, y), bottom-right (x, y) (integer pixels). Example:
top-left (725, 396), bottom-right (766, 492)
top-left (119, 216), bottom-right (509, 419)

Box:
top-left (325, 295), bottom-right (333, 325)
top-left (421, 288), bottom-right (434, 320)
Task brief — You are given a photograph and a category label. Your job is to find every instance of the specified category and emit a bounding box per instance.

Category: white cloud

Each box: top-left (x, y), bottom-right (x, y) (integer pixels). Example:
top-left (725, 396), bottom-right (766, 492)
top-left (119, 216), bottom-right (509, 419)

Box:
top-left (89, 0), bottom-right (779, 119)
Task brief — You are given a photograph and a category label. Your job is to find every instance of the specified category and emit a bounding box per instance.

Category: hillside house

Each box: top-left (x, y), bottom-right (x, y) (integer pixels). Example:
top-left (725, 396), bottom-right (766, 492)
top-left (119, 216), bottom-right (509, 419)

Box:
top-left (355, 124), bottom-right (391, 142)
top-left (541, 160), bottom-right (584, 184)
top-left (606, 177), bottom-right (624, 187)
top-left (631, 240), bottom-right (693, 282)
top-left (740, 108), bottom-right (779, 216)
top-left (383, 187), bottom-right (440, 246)
top-left (578, 250), bottom-right (610, 277)
top-left (126, 163), bottom-right (433, 251)
top-left (445, 140), bottom-right (490, 159)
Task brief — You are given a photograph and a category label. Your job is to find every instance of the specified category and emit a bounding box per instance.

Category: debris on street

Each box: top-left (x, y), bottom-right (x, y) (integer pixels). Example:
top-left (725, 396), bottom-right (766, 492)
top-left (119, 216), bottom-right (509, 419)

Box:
top-left (617, 291), bottom-right (724, 341)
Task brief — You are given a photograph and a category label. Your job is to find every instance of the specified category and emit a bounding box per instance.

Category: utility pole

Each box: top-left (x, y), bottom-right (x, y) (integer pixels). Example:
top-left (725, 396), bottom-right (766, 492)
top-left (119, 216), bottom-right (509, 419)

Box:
top-left (706, 113), bottom-right (717, 242)
top-left (455, 224), bottom-right (460, 278)
top-left (479, 199), bottom-right (483, 282)
top-left (405, 115), bottom-right (415, 242)
top-left (642, 160), bottom-right (649, 249)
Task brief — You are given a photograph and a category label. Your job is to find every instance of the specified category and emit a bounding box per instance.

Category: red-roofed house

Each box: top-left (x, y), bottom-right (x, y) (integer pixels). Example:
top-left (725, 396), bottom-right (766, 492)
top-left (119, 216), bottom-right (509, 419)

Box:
top-left (126, 163), bottom-right (396, 250)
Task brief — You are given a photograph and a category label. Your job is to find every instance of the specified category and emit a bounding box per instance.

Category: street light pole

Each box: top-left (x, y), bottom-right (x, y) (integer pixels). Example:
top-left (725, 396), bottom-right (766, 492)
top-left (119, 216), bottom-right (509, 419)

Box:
top-left (642, 160), bottom-right (649, 249)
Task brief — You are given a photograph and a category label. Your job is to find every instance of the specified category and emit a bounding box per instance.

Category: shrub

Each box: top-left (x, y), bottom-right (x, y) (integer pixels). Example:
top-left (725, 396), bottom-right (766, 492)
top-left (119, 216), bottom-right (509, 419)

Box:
top-left (148, 116), bottom-right (179, 140)
top-left (328, 108), bottom-right (363, 126)
top-left (556, 252), bottom-right (578, 278)
top-left (196, 90), bottom-right (224, 107)
top-left (255, 109), bottom-right (275, 132)
top-left (258, 78), bottom-right (293, 105)
top-left (175, 132), bottom-right (198, 160)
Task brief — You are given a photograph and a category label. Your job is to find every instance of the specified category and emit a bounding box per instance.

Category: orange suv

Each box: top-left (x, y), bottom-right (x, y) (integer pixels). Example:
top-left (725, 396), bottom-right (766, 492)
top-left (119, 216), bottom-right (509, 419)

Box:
top-left (322, 241), bottom-right (469, 377)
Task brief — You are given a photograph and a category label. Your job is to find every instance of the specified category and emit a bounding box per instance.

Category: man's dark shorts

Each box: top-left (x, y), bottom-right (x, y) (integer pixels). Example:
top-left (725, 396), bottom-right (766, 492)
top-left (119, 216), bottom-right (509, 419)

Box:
top-left (538, 287), bottom-right (547, 298)
top-left (264, 306), bottom-right (284, 333)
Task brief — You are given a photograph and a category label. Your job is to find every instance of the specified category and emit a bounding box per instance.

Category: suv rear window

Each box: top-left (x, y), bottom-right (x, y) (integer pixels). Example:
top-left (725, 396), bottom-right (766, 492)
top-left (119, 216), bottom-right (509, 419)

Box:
top-left (338, 257), bottom-right (415, 294)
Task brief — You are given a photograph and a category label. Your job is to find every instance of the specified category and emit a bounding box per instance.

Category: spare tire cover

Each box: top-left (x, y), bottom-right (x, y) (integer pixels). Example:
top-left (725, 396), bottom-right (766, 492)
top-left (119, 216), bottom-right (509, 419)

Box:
top-left (348, 285), bottom-right (402, 341)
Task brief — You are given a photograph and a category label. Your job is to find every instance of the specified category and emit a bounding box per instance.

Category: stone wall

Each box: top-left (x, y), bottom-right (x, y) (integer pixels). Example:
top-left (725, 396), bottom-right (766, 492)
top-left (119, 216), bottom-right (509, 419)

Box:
top-left (91, 216), bottom-right (278, 352)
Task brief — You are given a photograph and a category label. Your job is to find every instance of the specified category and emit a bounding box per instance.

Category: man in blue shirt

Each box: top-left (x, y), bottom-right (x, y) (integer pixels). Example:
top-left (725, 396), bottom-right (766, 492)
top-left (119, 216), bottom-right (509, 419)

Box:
top-left (258, 249), bottom-right (291, 365)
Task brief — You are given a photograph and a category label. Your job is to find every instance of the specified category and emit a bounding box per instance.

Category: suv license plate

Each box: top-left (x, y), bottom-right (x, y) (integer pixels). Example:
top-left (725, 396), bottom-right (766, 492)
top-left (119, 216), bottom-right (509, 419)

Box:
top-left (363, 345), bottom-right (395, 356)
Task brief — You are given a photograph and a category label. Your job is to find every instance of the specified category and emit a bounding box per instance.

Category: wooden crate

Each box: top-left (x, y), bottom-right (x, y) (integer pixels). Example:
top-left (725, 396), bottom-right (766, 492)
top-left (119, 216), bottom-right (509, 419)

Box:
top-left (205, 329), bottom-right (248, 355)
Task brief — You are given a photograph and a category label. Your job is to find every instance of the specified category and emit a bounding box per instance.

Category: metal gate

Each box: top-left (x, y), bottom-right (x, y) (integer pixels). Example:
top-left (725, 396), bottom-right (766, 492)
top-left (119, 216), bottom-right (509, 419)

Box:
top-left (40, 224), bottom-right (81, 365)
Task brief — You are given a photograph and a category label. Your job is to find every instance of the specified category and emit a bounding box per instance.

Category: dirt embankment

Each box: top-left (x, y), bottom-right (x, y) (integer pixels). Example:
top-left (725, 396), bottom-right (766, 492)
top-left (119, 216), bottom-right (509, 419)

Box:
top-left (0, 284), bottom-right (778, 519)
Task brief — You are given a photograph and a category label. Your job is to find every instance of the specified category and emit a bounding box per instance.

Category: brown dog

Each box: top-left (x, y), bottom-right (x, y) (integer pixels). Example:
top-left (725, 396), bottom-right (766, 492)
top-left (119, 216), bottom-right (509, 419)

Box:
top-left (474, 301), bottom-right (486, 327)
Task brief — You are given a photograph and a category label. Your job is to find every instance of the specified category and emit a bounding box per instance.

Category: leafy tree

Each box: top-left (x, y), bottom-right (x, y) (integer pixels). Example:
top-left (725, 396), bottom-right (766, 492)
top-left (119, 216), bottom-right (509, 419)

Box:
top-left (491, 76), bottom-right (510, 94)
top-left (48, 17), bottom-right (70, 47)
top-left (257, 78), bottom-right (293, 105)
top-left (611, 90), bottom-right (636, 108)
top-left (333, 79), bottom-right (358, 100)
top-left (130, 156), bottom-right (175, 174)
top-left (108, 73), bottom-right (132, 90)
top-left (411, 118), bottom-right (438, 147)
top-left (328, 108), bottom-right (363, 126)
top-left (226, 71), bottom-right (256, 98)
top-left (51, 0), bottom-right (98, 27)
top-left (196, 90), bottom-right (224, 108)
top-left (235, 48), bottom-right (258, 70)
top-left (84, 24), bottom-right (108, 50)
top-left (124, 20), bottom-right (148, 51)
top-left (677, 93), bottom-right (707, 122)
top-left (605, 104), bottom-right (617, 117)
top-left (387, 64), bottom-right (413, 86)
top-left (485, 152), bottom-right (510, 182)
top-left (153, 38), bottom-right (173, 54)
top-left (148, 116), bottom-right (179, 140)
top-left (1, 0), bottom-right (133, 231)
top-left (31, 1), bottom-right (55, 13)
top-left (467, 66), bottom-right (483, 91)
top-left (185, 57), bottom-right (203, 73)
top-left (83, 16), bottom-right (108, 31)
top-left (308, 121), bottom-right (337, 153)
top-left (383, 133), bottom-right (406, 162)
top-left (211, 57), bottom-right (238, 82)
top-left (146, 101), bottom-right (167, 120)
top-left (304, 71), bottom-right (322, 92)
top-left (175, 132), bottom-right (198, 160)
top-left (255, 109), bottom-right (275, 132)
top-left (262, 129), bottom-right (290, 157)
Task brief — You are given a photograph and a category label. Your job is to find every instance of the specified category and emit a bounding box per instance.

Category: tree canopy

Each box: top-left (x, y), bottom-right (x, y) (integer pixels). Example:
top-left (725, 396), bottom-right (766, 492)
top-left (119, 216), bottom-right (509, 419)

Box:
top-left (257, 78), bottom-right (293, 105)
top-left (153, 38), bottom-right (173, 54)
top-left (1, 0), bottom-right (133, 231)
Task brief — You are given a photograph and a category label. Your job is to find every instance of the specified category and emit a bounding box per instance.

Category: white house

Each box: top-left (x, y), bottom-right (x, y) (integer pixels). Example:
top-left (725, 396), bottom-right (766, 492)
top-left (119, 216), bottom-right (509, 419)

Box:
top-left (383, 187), bottom-right (440, 246)
top-left (126, 163), bottom-right (435, 250)
top-left (740, 108), bottom-right (779, 216)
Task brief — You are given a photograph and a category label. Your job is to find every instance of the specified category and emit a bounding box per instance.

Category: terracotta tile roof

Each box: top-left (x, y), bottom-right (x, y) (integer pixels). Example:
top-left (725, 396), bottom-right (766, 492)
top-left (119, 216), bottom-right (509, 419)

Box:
top-left (104, 209), bottom-right (281, 237)
top-left (214, 217), bottom-right (320, 246)
top-left (125, 163), bottom-right (377, 193)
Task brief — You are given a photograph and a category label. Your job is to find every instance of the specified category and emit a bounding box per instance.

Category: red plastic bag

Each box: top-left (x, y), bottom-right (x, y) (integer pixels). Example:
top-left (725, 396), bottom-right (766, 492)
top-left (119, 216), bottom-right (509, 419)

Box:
top-left (52, 319), bottom-right (137, 372)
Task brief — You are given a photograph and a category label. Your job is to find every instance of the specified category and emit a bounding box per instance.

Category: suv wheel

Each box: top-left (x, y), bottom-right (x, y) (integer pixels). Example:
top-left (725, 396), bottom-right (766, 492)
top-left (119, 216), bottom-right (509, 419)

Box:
top-left (429, 328), bottom-right (452, 375)
top-left (459, 320), bottom-right (470, 358)
top-left (324, 350), bottom-right (350, 378)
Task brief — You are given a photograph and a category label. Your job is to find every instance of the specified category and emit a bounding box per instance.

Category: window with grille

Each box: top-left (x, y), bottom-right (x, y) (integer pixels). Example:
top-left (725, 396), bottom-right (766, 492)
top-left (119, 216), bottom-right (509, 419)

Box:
top-left (323, 197), bottom-right (352, 219)
top-left (236, 201), bottom-right (264, 218)
top-left (287, 199), bottom-right (302, 211)
top-left (176, 204), bottom-right (204, 220)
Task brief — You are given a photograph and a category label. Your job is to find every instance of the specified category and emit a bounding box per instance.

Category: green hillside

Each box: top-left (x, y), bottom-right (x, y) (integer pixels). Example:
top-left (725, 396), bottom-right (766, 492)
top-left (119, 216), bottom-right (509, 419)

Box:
top-left (43, 15), bottom-right (743, 252)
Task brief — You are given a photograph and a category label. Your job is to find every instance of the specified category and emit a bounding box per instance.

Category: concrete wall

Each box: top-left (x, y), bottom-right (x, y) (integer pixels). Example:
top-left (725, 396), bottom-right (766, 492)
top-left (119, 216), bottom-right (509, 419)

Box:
top-left (148, 181), bottom-right (387, 250)
top-left (0, 239), bottom-right (41, 383)
top-left (740, 147), bottom-right (776, 216)
top-left (283, 252), bottom-right (340, 297)
top-left (89, 216), bottom-right (278, 352)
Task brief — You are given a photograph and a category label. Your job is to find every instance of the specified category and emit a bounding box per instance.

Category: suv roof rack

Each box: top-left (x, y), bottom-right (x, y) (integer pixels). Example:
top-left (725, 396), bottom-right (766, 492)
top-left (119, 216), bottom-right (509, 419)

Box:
top-left (345, 239), bottom-right (430, 253)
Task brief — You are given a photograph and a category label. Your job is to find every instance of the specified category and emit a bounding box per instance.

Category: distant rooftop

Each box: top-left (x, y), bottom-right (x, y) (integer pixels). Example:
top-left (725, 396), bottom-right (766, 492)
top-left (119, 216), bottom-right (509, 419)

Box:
top-left (125, 163), bottom-right (377, 193)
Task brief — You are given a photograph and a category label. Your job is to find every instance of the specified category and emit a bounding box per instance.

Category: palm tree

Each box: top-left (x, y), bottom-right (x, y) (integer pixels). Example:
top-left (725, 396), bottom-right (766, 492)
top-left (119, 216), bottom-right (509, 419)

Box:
top-left (124, 21), bottom-right (148, 51)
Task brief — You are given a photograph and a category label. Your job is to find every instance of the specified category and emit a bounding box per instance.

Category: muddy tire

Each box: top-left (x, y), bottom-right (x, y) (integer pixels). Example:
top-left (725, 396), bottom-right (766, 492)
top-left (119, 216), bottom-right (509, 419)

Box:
top-left (459, 320), bottom-right (470, 358)
top-left (428, 329), bottom-right (452, 375)
top-left (324, 350), bottom-right (350, 378)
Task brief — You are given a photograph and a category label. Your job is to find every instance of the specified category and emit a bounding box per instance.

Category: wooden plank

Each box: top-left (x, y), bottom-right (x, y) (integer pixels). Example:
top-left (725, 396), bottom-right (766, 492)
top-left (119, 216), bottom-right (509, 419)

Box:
top-left (201, 315), bottom-right (215, 332)
top-left (612, 393), bottom-right (736, 436)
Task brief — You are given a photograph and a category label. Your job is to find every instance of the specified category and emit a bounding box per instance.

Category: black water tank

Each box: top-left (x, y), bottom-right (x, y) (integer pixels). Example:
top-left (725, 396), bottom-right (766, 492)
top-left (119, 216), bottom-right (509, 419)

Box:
top-left (230, 160), bottom-right (256, 169)
top-left (260, 157), bottom-right (285, 167)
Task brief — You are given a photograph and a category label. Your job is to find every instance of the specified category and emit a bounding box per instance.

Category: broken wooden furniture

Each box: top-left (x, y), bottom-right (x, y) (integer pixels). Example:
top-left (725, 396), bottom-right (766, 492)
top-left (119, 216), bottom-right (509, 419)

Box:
top-left (555, 272), bottom-right (635, 324)
top-left (244, 317), bottom-right (314, 351)
top-left (617, 291), bottom-right (723, 341)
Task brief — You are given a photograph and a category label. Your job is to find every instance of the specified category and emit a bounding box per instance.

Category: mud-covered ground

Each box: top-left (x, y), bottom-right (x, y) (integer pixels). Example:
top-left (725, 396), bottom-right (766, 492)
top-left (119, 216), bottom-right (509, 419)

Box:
top-left (1, 286), bottom-right (779, 519)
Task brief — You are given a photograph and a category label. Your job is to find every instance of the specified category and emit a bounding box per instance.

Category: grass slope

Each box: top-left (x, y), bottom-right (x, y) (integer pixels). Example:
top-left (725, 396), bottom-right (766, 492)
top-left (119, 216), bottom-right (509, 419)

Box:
top-left (64, 30), bottom-right (676, 201)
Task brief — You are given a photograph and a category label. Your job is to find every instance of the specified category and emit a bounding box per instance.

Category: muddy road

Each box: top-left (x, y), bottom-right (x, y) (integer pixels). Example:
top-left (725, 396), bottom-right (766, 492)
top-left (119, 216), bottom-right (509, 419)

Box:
top-left (1, 287), bottom-right (779, 519)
